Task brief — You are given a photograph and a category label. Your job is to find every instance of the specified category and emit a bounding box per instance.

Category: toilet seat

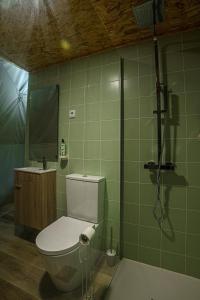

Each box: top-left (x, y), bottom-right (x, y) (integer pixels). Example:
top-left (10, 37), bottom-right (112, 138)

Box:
top-left (36, 216), bottom-right (94, 256)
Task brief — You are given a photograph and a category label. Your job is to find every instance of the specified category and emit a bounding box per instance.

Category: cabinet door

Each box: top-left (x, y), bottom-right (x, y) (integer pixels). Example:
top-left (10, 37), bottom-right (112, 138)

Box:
top-left (15, 172), bottom-right (32, 226)
top-left (14, 172), bottom-right (43, 229)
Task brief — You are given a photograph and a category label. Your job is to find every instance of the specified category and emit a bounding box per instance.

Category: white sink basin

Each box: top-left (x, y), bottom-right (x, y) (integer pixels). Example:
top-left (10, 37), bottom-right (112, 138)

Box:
top-left (14, 167), bottom-right (56, 174)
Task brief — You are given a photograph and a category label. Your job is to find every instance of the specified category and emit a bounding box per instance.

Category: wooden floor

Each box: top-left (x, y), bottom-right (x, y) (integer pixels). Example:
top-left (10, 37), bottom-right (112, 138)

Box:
top-left (0, 204), bottom-right (116, 300)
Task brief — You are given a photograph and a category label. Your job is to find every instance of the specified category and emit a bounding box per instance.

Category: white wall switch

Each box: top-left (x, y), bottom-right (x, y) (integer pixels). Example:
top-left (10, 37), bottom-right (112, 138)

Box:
top-left (69, 109), bottom-right (76, 119)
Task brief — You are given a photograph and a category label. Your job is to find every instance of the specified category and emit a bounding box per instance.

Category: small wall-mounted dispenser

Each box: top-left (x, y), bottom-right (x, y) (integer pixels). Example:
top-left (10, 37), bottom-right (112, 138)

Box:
top-left (59, 139), bottom-right (68, 160)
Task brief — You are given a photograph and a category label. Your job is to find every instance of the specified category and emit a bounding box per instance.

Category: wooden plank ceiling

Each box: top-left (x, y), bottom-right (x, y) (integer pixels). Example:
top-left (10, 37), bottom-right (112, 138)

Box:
top-left (0, 0), bottom-right (200, 71)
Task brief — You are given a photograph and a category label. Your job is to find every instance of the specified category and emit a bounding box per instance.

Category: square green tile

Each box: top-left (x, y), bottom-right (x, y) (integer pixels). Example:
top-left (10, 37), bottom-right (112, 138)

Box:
top-left (165, 139), bottom-right (186, 163)
top-left (69, 141), bottom-right (83, 158)
top-left (101, 81), bottom-right (120, 101)
top-left (124, 161), bottom-right (139, 182)
top-left (101, 101), bottom-right (120, 120)
top-left (69, 158), bottom-right (84, 174)
top-left (140, 205), bottom-right (158, 228)
top-left (139, 226), bottom-right (161, 249)
top-left (101, 120), bottom-right (120, 140)
top-left (59, 104), bottom-right (68, 124)
top-left (57, 192), bottom-right (67, 210)
top-left (161, 251), bottom-right (185, 274)
top-left (187, 140), bottom-right (200, 162)
top-left (139, 75), bottom-right (155, 97)
top-left (86, 53), bottom-right (102, 69)
top-left (85, 102), bottom-right (100, 122)
top-left (124, 182), bottom-right (139, 204)
top-left (71, 58), bottom-right (87, 72)
top-left (70, 87), bottom-right (84, 105)
top-left (138, 246), bottom-right (161, 267)
top-left (164, 51), bottom-right (183, 73)
top-left (167, 71), bottom-right (184, 93)
top-left (187, 187), bottom-right (200, 210)
top-left (124, 118), bottom-right (139, 140)
top-left (57, 174), bottom-right (66, 193)
top-left (163, 208), bottom-right (186, 232)
top-left (59, 89), bottom-right (70, 107)
top-left (86, 67), bottom-right (101, 85)
top-left (84, 159), bottom-right (100, 176)
top-left (185, 70), bottom-right (200, 92)
top-left (123, 223), bottom-right (138, 244)
top-left (102, 62), bottom-right (120, 83)
top-left (159, 33), bottom-right (182, 53)
top-left (101, 141), bottom-right (120, 161)
top-left (101, 160), bottom-right (120, 181)
top-left (124, 98), bottom-right (139, 119)
top-left (71, 70), bottom-right (86, 89)
top-left (106, 219), bottom-right (120, 241)
top-left (140, 96), bottom-right (155, 117)
top-left (183, 46), bottom-right (200, 70)
top-left (106, 181), bottom-right (120, 202)
top-left (187, 210), bottom-right (200, 234)
top-left (187, 115), bottom-right (200, 138)
top-left (124, 140), bottom-right (139, 162)
top-left (186, 257), bottom-right (200, 279)
top-left (106, 200), bottom-right (120, 220)
top-left (140, 183), bottom-right (157, 206)
top-left (123, 203), bottom-right (139, 224)
top-left (186, 234), bottom-right (200, 259)
top-left (186, 92), bottom-right (200, 115)
top-left (124, 77), bottom-right (139, 99)
top-left (85, 84), bottom-right (100, 103)
top-left (84, 141), bottom-right (100, 160)
top-left (188, 163), bottom-right (200, 187)
top-left (85, 121), bottom-right (100, 140)
top-left (163, 186), bottom-right (186, 209)
top-left (161, 231), bottom-right (185, 254)
top-left (124, 59), bottom-right (139, 79)
top-left (69, 122), bottom-right (84, 141)
top-left (123, 242), bottom-right (138, 260)
top-left (140, 140), bottom-right (155, 162)
top-left (140, 117), bottom-right (156, 139)
top-left (139, 55), bottom-right (155, 76)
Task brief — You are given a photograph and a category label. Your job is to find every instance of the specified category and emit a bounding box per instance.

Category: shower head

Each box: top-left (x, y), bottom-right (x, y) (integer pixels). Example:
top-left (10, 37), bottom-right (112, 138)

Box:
top-left (133, 0), bottom-right (165, 28)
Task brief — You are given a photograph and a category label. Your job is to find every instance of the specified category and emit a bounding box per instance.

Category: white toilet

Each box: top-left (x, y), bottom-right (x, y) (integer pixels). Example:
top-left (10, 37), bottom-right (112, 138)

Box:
top-left (36, 174), bottom-right (105, 292)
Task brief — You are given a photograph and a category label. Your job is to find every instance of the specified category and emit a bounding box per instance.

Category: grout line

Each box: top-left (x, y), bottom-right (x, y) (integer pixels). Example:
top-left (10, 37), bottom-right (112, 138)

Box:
top-left (138, 55), bottom-right (141, 261)
top-left (182, 31), bottom-right (188, 275)
top-left (99, 63), bottom-right (103, 177)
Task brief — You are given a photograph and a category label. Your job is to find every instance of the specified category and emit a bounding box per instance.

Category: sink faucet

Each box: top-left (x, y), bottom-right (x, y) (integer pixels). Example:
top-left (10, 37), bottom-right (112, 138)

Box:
top-left (37, 156), bottom-right (47, 170)
top-left (42, 156), bottom-right (47, 170)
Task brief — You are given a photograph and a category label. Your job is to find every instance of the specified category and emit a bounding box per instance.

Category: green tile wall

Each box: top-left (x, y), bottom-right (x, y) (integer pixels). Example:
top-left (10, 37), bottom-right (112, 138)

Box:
top-left (27, 29), bottom-right (200, 279)
top-left (27, 50), bottom-right (121, 250)
top-left (123, 29), bottom-right (200, 279)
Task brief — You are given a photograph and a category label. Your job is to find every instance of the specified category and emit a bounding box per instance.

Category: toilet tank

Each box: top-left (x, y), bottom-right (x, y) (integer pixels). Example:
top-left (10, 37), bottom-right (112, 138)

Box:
top-left (66, 174), bottom-right (105, 224)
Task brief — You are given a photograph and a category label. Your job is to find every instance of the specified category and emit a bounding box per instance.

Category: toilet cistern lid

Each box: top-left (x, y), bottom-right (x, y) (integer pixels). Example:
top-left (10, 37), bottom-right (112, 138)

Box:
top-left (36, 216), bottom-right (94, 256)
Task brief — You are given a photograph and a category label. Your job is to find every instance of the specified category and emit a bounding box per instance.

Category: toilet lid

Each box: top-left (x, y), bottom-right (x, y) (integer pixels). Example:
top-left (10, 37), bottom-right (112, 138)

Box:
top-left (36, 216), bottom-right (94, 256)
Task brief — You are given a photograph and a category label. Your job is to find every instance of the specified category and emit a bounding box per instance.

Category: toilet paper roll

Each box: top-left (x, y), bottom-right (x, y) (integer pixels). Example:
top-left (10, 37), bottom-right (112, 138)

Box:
top-left (79, 226), bottom-right (95, 245)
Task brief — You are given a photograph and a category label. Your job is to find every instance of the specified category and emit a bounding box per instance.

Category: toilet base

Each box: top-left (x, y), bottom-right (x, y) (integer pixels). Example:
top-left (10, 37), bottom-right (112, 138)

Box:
top-left (43, 246), bottom-right (102, 292)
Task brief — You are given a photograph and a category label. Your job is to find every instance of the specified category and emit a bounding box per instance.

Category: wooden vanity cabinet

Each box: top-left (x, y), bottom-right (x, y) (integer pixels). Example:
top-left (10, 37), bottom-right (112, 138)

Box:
top-left (14, 170), bottom-right (56, 230)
